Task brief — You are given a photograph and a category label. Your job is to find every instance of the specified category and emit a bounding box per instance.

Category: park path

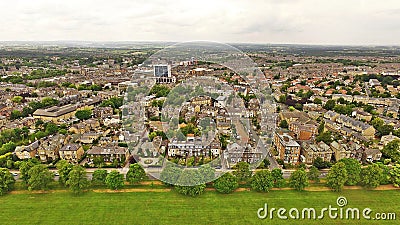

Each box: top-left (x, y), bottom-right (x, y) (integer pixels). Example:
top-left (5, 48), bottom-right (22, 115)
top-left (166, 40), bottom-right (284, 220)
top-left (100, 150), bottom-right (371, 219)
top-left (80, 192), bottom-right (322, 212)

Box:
top-left (8, 184), bottom-right (399, 195)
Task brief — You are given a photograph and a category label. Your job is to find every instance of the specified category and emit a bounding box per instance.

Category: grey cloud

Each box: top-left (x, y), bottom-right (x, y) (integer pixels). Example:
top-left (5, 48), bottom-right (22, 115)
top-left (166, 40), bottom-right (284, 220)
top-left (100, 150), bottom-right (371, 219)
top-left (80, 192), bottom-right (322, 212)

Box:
top-left (0, 0), bottom-right (399, 45)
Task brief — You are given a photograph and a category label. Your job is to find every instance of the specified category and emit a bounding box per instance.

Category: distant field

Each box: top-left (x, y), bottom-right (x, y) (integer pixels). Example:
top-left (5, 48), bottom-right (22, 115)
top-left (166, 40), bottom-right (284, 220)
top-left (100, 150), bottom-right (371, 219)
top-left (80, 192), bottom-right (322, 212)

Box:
top-left (1, 189), bottom-right (399, 225)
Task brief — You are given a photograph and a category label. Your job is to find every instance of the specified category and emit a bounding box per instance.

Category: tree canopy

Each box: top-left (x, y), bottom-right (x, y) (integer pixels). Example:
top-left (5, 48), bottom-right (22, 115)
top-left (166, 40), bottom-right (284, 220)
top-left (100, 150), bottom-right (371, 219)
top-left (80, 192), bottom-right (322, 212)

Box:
top-left (92, 169), bottom-right (108, 185)
top-left (213, 172), bottom-right (238, 194)
top-left (339, 158), bottom-right (361, 185)
top-left (232, 162), bottom-right (252, 182)
top-left (75, 109), bottom-right (92, 120)
top-left (56, 160), bottom-right (73, 186)
top-left (66, 165), bottom-right (90, 194)
top-left (390, 164), bottom-right (400, 187)
top-left (198, 164), bottom-right (215, 183)
top-left (326, 162), bottom-right (348, 192)
top-left (105, 170), bottom-right (124, 190)
top-left (126, 163), bottom-right (147, 184)
top-left (27, 165), bottom-right (54, 191)
top-left (160, 163), bottom-right (182, 186)
top-left (360, 164), bottom-right (383, 189)
top-left (307, 166), bottom-right (320, 183)
top-left (382, 140), bottom-right (400, 163)
top-left (279, 120), bottom-right (288, 129)
top-left (175, 169), bottom-right (206, 197)
top-left (0, 168), bottom-right (15, 195)
top-left (19, 159), bottom-right (40, 184)
top-left (289, 168), bottom-right (309, 191)
top-left (271, 168), bottom-right (286, 188)
top-left (251, 170), bottom-right (274, 192)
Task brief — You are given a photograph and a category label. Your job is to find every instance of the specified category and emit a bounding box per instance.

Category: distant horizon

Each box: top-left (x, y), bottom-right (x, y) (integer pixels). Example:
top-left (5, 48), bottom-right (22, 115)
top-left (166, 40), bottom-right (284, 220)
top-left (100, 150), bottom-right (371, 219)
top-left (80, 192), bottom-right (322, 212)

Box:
top-left (1, 40), bottom-right (400, 48)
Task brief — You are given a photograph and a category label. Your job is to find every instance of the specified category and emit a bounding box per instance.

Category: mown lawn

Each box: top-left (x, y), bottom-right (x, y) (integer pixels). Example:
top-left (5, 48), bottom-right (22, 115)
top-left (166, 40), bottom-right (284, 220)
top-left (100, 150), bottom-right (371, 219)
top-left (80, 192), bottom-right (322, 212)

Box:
top-left (0, 189), bottom-right (399, 225)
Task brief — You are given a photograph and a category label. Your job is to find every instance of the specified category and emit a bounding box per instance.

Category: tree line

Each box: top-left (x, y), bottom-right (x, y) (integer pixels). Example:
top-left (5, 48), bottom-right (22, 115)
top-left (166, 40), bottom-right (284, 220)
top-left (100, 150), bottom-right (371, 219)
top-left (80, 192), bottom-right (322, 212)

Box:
top-left (2, 160), bottom-right (400, 197)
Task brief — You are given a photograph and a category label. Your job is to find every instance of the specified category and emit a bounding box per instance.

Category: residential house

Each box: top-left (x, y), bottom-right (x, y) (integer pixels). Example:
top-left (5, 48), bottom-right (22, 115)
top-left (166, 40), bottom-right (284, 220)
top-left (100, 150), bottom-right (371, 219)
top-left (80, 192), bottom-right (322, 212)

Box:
top-left (324, 111), bottom-right (339, 122)
top-left (301, 141), bottom-right (333, 164)
top-left (226, 143), bottom-right (263, 165)
top-left (330, 141), bottom-right (351, 161)
top-left (37, 134), bottom-right (66, 162)
top-left (215, 95), bottom-right (227, 108)
top-left (93, 106), bottom-right (113, 118)
top-left (14, 140), bottom-right (40, 160)
top-left (85, 118), bottom-right (101, 130)
top-left (86, 144), bottom-right (129, 164)
top-left (59, 143), bottom-right (84, 163)
top-left (369, 79), bottom-right (381, 87)
top-left (167, 135), bottom-right (218, 157)
top-left (351, 110), bottom-right (372, 122)
top-left (303, 103), bottom-right (322, 111)
top-left (387, 104), bottom-right (399, 118)
top-left (380, 132), bottom-right (400, 147)
top-left (289, 121), bottom-right (318, 140)
top-left (273, 131), bottom-right (300, 164)
top-left (331, 94), bottom-right (353, 102)
top-left (336, 114), bottom-right (375, 139)
top-left (79, 132), bottom-right (101, 144)
top-left (68, 122), bottom-right (89, 134)
top-left (364, 148), bottom-right (382, 162)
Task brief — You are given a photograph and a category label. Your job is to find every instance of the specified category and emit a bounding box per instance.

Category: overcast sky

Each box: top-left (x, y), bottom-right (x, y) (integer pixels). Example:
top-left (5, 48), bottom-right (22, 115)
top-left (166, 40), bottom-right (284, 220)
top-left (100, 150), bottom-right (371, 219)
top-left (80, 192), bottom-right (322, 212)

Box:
top-left (1, 0), bottom-right (400, 45)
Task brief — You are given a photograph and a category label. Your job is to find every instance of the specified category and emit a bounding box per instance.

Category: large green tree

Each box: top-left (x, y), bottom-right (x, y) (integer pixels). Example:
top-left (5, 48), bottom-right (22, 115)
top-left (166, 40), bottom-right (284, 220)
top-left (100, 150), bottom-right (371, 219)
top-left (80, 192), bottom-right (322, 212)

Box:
top-left (160, 163), bottom-right (182, 186)
top-left (11, 96), bottom-right (23, 103)
top-left (0, 168), bottom-right (15, 195)
top-left (289, 168), bottom-right (309, 191)
top-left (105, 170), bottom-right (124, 190)
top-left (45, 122), bottom-right (58, 135)
top-left (75, 109), bottom-right (92, 120)
top-left (232, 162), bottom-right (252, 182)
top-left (376, 163), bottom-right (391, 185)
top-left (10, 110), bottom-right (22, 120)
top-left (198, 164), bottom-right (215, 183)
top-left (175, 169), bottom-right (206, 197)
top-left (27, 165), bottom-right (54, 191)
top-left (339, 158), bottom-right (361, 185)
top-left (100, 97), bottom-right (123, 109)
top-left (149, 84), bottom-right (170, 98)
top-left (326, 162), bottom-right (348, 192)
top-left (307, 166), bottom-right (320, 183)
top-left (382, 140), bottom-right (400, 163)
top-left (213, 172), bottom-right (238, 194)
top-left (360, 164), bottom-right (383, 189)
top-left (92, 169), bottom-right (108, 185)
top-left (279, 120), bottom-right (288, 129)
top-left (390, 164), bottom-right (400, 187)
top-left (126, 163), bottom-right (147, 184)
top-left (0, 141), bottom-right (16, 155)
top-left (271, 168), bottom-right (286, 188)
top-left (56, 160), bottom-right (73, 186)
top-left (323, 99), bottom-right (336, 110)
top-left (251, 170), bottom-right (274, 192)
top-left (66, 165), bottom-right (90, 194)
top-left (19, 159), bottom-right (40, 184)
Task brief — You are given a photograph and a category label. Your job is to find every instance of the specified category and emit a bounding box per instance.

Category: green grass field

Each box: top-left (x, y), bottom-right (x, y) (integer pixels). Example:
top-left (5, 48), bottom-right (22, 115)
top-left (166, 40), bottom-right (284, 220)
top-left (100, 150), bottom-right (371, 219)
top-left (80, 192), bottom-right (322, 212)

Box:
top-left (1, 189), bottom-right (399, 225)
